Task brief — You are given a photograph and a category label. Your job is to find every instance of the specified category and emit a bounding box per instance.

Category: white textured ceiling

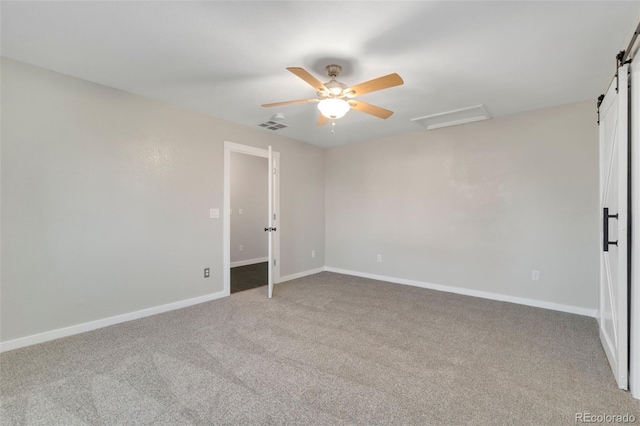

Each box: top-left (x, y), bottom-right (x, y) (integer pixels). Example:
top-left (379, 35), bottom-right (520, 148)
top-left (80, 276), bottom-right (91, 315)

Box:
top-left (2, 1), bottom-right (639, 147)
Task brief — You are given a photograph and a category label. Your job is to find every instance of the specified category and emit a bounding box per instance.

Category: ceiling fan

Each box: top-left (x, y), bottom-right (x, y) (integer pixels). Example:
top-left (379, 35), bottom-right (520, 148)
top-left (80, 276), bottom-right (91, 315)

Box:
top-left (261, 65), bottom-right (404, 126)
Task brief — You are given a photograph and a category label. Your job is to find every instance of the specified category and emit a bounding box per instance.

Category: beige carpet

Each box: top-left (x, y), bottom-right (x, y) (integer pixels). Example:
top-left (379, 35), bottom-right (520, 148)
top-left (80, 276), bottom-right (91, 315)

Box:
top-left (1, 272), bottom-right (639, 425)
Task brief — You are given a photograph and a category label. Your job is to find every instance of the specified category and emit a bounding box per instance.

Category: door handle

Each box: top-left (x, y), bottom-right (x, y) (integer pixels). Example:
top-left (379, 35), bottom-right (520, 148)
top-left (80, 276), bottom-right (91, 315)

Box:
top-left (603, 207), bottom-right (619, 252)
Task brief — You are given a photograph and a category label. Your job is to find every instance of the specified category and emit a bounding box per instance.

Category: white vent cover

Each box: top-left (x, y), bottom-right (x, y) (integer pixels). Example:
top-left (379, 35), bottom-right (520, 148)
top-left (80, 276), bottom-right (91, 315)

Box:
top-left (411, 104), bottom-right (491, 130)
top-left (258, 120), bottom-right (288, 131)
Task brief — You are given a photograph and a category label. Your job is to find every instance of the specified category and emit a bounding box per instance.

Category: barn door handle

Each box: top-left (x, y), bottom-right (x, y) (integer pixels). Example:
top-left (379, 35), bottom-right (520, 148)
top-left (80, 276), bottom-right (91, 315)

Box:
top-left (603, 207), bottom-right (619, 252)
top-left (264, 227), bottom-right (277, 232)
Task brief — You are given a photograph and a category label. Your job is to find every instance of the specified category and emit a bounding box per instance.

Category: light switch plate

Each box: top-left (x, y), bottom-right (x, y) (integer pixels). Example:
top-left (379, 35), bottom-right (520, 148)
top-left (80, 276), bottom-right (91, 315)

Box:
top-left (210, 209), bottom-right (220, 219)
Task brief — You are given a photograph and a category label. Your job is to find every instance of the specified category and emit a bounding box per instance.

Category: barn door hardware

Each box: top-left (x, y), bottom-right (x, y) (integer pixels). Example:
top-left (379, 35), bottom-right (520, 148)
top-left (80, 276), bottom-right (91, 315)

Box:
top-left (601, 20), bottom-right (639, 99)
top-left (597, 94), bottom-right (605, 125)
top-left (603, 207), bottom-right (619, 252)
top-left (264, 227), bottom-right (277, 232)
top-left (615, 50), bottom-right (625, 93)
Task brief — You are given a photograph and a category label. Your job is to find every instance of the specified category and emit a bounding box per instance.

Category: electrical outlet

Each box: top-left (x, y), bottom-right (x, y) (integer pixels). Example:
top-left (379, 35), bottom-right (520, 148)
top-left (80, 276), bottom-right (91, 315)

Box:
top-left (239, 245), bottom-right (243, 252)
top-left (311, 250), bottom-right (315, 258)
top-left (531, 270), bottom-right (540, 281)
top-left (377, 254), bottom-right (382, 263)
top-left (204, 268), bottom-right (210, 278)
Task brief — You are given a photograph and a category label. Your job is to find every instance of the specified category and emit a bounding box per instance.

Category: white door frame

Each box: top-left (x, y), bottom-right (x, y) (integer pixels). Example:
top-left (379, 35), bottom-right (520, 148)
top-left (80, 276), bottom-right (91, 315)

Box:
top-left (631, 56), bottom-right (640, 399)
top-left (223, 141), bottom-right (280, 296)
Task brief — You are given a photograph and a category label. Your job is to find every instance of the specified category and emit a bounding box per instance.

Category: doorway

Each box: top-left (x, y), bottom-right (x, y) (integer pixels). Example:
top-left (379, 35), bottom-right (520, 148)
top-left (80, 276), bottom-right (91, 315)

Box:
top-left (230, 152), bottom-right (268, 293)
top-left (223, 142), bottom-right (280, 297)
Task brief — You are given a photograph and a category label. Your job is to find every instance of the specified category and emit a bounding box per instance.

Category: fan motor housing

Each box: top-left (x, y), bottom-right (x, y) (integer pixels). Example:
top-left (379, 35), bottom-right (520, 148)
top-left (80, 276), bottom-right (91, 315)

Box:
top-left (320, 80), bottom-right (347, 97)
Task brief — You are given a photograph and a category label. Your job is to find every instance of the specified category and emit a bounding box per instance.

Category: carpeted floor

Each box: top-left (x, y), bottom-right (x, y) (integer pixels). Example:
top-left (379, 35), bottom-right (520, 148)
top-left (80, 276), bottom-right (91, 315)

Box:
top-left (1, 272), bottom-right (639, 425)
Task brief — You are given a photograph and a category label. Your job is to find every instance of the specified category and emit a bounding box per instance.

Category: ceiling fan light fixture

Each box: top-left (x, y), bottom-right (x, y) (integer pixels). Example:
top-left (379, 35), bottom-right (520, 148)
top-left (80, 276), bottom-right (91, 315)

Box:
top-left (323, 80), bottom-right (347, 97)
top-left (318, 98), bottom-right (350, 119)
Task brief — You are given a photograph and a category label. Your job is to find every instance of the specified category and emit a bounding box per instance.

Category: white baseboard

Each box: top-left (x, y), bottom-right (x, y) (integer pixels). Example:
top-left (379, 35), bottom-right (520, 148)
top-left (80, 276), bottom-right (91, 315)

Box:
top-left (324, 267), bottom-right (597, 318)
top-left (277, 267), bottom-right (325, 284)
top-left (0, 290), bottom-right (227, 353)
top-left (230, 257), bottom-right (268, 268)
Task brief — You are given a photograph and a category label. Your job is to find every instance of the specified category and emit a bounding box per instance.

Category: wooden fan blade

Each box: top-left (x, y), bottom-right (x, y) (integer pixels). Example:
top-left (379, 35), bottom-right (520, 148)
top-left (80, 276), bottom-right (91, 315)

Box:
top-left (317, 113), bottom-right (329, 126)
top-left (349, 100), bottom-right (394, 119)
top-left (261, 99), bottom-right (318, 108)
top-left (345, 73), bottom-right (403, 97)
top-left (287, 67), bottom-right (327, 92)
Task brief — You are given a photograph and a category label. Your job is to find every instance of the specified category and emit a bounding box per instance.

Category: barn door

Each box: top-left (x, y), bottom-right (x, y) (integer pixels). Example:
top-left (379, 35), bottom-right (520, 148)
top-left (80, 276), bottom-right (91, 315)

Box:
top-left (599, 64), bottom-right (629, 390)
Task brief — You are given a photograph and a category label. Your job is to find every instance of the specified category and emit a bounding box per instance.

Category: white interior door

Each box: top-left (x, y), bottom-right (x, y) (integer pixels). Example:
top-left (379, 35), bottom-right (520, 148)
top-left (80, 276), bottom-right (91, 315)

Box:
top-left (599, 64), bottom-right (629, 390)
top-left (223, 141), bottom-right (281, 298)
top-left (267, 145), bottom-right (274, 298)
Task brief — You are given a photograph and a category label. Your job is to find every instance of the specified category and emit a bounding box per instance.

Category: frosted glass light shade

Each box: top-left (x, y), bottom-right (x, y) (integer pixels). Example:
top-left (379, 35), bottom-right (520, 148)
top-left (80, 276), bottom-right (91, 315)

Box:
top-left (318, 99), bottom-right (350, 119)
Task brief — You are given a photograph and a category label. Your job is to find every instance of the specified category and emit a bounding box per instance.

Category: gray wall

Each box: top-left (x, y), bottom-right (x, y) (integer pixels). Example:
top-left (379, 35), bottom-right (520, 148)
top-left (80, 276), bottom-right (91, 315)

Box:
top-left (230, 152), bottom-right (268, 264)
top-left (1, 58), bottom-right (326, 342)
top-left (325, 100), bottom-right (599, 310)
top-left (1, 56), bottom-right (599, 343)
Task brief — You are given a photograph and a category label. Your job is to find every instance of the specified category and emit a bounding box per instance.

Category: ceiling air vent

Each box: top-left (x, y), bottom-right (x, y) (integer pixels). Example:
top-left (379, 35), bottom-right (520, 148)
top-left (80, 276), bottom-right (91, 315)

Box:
top-left (258, 120), bottom-right (288, 131)
top-left (411, 104), bottom-right (491, 130)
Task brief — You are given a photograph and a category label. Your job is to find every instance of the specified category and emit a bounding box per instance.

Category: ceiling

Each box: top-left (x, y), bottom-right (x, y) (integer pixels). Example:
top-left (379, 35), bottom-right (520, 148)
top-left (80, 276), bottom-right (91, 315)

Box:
top-left (2, 1), bottom-right (639, 147)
